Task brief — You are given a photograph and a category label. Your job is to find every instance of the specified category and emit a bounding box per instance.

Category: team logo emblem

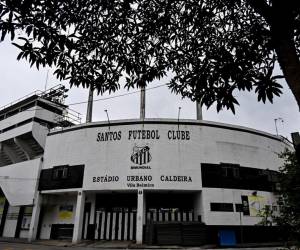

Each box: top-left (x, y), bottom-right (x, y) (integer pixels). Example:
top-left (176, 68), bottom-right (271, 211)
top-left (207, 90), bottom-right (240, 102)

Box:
top-left (130, 145), bottom-right (152, 165)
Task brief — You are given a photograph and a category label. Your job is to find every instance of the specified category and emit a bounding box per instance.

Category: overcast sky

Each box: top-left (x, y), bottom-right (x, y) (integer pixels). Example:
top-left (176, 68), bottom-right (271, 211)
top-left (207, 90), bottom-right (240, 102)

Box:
top-left (1, 39), bottom-right (299, 139)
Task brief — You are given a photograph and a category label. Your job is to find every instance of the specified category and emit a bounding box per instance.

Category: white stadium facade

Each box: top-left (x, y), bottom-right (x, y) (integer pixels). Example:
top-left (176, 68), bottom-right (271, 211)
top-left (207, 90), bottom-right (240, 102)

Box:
top-left (0, 85), bottom-right (292, 246)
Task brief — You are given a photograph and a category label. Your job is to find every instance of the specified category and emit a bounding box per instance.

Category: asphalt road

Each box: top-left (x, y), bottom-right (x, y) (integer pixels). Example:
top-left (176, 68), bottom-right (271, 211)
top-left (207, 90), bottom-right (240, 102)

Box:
top-left (0, 242), bottom-right (98, 250)
top-left (0, 242), bottom-right (283, 250)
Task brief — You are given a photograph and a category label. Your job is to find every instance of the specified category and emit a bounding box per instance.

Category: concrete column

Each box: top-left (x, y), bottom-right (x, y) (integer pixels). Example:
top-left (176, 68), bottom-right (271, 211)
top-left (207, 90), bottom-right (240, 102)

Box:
top-left (199, 191), bottom-right (207, 224)
top-left (143, 192), bottom-right (147, 224)
top-left (193, 192), bottom-right (202, 222)
top-left (89, 193), bottom-right (96, 224)
top-left (28, 194), bottom-right (42, 242)
top-left (72, 191), bottom-right (86, 243)
top-left (136, 189), bottom-right (145, 244)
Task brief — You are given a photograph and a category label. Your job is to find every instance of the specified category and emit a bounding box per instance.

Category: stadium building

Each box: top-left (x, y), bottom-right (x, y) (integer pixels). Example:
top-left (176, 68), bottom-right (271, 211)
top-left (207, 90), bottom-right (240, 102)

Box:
top-left (0, 85), bottom-right (291, 245)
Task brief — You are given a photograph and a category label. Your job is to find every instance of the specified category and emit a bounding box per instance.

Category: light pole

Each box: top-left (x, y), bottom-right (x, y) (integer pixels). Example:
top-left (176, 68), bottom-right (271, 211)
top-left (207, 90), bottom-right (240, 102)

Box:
top-left (274, 118), bottom-right (284, 136)
top-left (104, 109), bottom-right (110, 129)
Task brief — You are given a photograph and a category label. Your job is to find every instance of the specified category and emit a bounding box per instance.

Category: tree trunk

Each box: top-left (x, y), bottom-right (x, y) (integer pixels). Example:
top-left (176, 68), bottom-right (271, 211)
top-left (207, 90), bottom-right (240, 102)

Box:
top-left (271, 0), bottom-right (300, 111)
top-left (248, 0), bottom-right (300, 110)
top-left (275, 39), bottom-right (300, 111)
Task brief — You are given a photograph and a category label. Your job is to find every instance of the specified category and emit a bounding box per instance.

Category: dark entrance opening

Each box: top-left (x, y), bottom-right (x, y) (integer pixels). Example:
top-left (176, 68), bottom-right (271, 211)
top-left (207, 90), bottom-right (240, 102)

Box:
top-left (94, 193), bottom-right (137, 241)
top-left (146, 193), bottom-right (195, 223)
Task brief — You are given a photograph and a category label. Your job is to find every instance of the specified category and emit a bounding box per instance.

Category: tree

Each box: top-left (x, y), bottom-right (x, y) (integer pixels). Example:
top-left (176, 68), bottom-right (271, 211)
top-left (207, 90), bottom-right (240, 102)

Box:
top-left (276, 149), bottom-right (300, 245)
top-left (256, 205), bottom-right (274, 227)
top-left (0, 0), bottom-right (300, 113)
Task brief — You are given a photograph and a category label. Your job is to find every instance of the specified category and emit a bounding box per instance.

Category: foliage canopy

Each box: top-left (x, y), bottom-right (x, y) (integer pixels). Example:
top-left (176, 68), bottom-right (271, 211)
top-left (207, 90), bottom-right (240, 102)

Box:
top-left (1, 0), bottom-right (300, 112)
top-left (276, 149), bottom-right (300, 244)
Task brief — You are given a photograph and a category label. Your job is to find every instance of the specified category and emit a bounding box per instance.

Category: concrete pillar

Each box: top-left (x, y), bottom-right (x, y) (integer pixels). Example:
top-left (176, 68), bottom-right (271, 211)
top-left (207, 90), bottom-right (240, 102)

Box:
top-left (89, 193), bottom-right (96, 224)
top-left (136, 189), bottom-right (145, 244)
top-left (72, 191), bottom-right (86, 243)
top-left (193, 192), bottom-right (202, 222)
top-left (199, 191), bottom-right (207, 224)
top-left (28, 194), bottom-right (42, 242)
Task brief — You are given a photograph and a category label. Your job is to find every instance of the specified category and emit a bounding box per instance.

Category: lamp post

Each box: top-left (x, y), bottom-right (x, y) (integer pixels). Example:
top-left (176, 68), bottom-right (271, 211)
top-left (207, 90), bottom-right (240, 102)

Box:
top-left (274, 118), bottom-right (284, 136)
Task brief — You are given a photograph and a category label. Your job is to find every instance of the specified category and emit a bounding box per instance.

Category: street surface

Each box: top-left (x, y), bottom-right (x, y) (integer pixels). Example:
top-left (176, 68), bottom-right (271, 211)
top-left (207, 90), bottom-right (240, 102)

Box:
top-left (0, 242), bottom-right (284, 250)
top-left (0, 242), bottom-right (95, 250)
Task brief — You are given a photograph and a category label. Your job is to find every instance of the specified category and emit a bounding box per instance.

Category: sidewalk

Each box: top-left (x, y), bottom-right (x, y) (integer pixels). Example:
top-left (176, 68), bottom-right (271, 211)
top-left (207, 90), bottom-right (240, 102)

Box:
top-left (0, 237), bottom-right (286, 249)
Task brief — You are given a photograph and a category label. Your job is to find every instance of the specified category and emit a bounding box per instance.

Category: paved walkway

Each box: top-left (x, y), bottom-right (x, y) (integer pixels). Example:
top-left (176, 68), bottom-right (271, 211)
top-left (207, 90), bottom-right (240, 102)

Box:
top-left (0, 237), bottom-right (288, 249)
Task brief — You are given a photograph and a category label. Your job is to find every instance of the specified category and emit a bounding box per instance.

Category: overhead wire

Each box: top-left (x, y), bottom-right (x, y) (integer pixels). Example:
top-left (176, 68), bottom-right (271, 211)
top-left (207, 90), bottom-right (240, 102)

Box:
top-left (2, 83), bottom-right (168, 113)
top-left (67, 83), bottom-right (167, 106)
top-left (0, 83), bottom-right (169, 181)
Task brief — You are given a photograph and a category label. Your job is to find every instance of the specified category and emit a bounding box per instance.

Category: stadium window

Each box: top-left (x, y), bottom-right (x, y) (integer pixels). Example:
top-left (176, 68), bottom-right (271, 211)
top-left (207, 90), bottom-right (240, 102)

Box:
top-left (220, 163), bottom-right (240, 178)
top-left (235, 204), bottom-right (243, 212)
top-left (52, 165), bottom-right (69, 180)
top-left (210, 203), bottom-right (234, 212)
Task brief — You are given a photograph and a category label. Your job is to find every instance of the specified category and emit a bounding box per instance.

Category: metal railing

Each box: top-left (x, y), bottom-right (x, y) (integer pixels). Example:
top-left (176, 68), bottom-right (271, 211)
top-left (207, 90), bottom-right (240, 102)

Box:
top-left (0, 84), bottom-right (82, 126)
top-left (0, 90), bottom-right (43, 111)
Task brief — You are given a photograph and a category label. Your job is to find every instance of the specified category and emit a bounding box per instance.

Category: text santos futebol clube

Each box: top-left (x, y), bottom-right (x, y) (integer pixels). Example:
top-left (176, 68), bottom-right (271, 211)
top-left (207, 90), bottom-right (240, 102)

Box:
top-left (96, 129), bottom-right (190, 142)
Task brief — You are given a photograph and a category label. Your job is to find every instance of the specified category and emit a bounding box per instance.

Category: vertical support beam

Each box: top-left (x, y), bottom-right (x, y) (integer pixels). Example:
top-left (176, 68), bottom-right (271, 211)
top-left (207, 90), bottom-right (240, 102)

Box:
top-left (199, 191), bottom-right (207, 224)
top-left (28, 194), bottom-right (42, 242)
top-left (193, 192), bottom-right (202, 222)
top-left (136, 189), bottom-right (145, 244)
top-left (0, 199), bottom-right (9, 236)
top-left (89, 193), bottom-right (96, 224)
top-left (140, 87), bottom-right (146, 120)
top-left (143, 192), bottom-right (146, 225)
top-left (15, 206), bottom-right (25, 238)
top-left (72, 191), bottom-right (85, 243)
top-left (196, 101), bottom-right (203, 120)
top-left (86, 87), bottom-right (94, 123)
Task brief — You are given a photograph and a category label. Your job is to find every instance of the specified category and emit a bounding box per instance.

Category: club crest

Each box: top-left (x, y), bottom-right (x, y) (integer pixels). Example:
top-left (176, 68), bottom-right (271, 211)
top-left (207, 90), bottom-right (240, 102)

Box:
top-left (130, 145), bottom-right (152, 165)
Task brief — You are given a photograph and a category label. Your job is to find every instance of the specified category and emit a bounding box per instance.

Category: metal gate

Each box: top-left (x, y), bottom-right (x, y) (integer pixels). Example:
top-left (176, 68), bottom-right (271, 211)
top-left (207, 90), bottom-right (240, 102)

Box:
top-left (95, 209), bottom-right (136, 241)
top-left (146, 209), bottom-right (195, 223)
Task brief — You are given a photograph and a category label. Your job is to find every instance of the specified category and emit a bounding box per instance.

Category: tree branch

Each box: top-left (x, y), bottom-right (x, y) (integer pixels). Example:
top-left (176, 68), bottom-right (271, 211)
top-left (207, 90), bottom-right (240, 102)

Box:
top-left (246, 0), bottom-right (272, 25)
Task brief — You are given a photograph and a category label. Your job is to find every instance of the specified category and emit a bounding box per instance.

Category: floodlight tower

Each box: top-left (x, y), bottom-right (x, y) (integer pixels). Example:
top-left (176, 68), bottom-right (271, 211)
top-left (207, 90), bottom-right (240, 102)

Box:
top-left (86, 86), bottom-right (94, 123)
top-left (196, 101), bottom-right (203, 120)
top-left (140, 86), bottom-right (146, 119)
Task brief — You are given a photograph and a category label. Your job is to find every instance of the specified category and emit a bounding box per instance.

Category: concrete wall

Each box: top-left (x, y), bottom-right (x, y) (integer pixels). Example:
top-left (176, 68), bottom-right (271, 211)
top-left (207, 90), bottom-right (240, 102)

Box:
top-left (0, 122), bottom-right (34, 142)
top-left (39, 194), bottom-right (77, 240)
top-left (202, 188), bottom-right (277, 226)
top-left (0, 108), bottom-right (36, 131)
top-left (44, 120), bottom-right (289, 190)
top-left (2, 205), bottom-right (19, 237)
top-left (0, 158), bottom-right (41, 206)
top-left (41, 119), bottom-right (290, 228)
top-left (0, 105), bottom-right (62, 132)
